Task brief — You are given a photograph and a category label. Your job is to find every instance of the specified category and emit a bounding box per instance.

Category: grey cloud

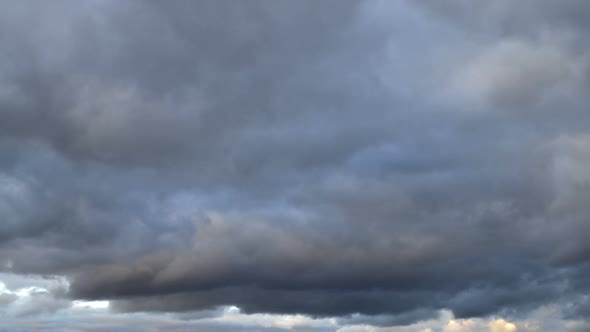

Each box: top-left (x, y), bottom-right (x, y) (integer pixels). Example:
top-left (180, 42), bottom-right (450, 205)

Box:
top-left (0, 292), bottom-right (18, 307)
top-left (570, 325), bottom-right (590, 332)
top-left (337, 309), bottom-right (441, 327)
top-left (3, 314), bottom-right (334, 332)
top-left (414, 0), bottom-right (590, 37)
top-left (0, 0), bottom-right (369, 168)
top-left (0, 0), bottom-right (590, 328)
top-left (0, 274), bottom-right (70, 319)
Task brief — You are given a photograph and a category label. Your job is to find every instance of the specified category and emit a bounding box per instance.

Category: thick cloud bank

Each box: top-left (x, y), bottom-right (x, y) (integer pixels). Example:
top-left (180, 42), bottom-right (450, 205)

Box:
top-left (1, 0), bottom-right (590, 329)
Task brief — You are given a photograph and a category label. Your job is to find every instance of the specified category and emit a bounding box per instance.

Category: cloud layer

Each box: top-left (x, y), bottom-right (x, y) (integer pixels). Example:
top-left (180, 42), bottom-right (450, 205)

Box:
top-left (1, 0), bottom-right (590, 330)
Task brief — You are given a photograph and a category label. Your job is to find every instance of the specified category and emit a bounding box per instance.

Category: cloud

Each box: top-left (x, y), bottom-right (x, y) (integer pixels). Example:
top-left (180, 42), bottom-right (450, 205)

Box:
top-left (453, 39), bottom-right (574, 107)
top-left (0, 275), bottom-right (70, 318)
top-left (0, 0), bottom-right (590, 330)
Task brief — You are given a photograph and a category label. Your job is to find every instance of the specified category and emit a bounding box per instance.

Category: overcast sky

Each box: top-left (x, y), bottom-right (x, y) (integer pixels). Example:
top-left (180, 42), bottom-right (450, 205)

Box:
top-left (1, 1), bottom-right (590, 331)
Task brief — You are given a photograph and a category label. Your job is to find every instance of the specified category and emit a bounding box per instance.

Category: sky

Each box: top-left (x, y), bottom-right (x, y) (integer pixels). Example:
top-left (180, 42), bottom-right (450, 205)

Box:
top-left (0, 0), bottom-right (590, 331)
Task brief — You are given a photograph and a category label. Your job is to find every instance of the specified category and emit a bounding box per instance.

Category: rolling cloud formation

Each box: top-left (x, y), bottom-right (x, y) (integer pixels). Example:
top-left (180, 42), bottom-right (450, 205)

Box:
top-left (1, 0), bottom-right (590, 329)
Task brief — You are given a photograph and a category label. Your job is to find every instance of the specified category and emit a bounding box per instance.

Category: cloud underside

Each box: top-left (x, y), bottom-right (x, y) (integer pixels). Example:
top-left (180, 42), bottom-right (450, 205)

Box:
top-left (1, 0), bottom-right (590, 328)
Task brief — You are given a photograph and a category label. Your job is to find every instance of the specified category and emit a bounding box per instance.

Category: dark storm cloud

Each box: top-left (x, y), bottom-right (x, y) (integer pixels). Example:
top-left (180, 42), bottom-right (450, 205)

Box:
top-left (337, 309), bottom-right (440, 327)
top-left (0, 0), bottom-right (370, 168)
top-left (1, 0), bottom-right (590, 327)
